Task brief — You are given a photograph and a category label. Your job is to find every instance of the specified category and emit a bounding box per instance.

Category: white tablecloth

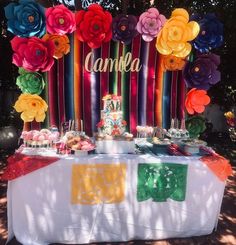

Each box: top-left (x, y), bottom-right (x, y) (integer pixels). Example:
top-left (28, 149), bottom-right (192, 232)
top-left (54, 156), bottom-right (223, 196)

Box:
top-left (7, 151), bottom-right (225, 245)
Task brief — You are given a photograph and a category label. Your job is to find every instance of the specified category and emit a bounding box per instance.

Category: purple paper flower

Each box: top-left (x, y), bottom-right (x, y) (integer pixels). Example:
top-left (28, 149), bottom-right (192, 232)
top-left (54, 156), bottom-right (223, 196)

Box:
top-left (191, 13), bottom-right (223, 53)
top-left (112, 14), bottom-right (138, 45)
top-left (183, 53), bottom-right (221, 90)
top-left (137, 8), bottom-right (166, 42)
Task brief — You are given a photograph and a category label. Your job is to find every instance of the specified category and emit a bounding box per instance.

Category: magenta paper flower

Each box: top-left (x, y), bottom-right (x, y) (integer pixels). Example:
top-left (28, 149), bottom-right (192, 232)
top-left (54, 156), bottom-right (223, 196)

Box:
top-left (46, 4), bottom-right (76, 35)
top-left (11, 36), bottom-right (55, 72)
top-left (137, 8), bottom-right (166, 42)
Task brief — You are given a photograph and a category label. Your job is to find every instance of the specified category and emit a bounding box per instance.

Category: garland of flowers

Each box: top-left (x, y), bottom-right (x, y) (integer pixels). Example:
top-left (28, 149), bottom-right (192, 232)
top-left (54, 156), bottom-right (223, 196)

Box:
top-left (3, 0), bottom-right (223, 128)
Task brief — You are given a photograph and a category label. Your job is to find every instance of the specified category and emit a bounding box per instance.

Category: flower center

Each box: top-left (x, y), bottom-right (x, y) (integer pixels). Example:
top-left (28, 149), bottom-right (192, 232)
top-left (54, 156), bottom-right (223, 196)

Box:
top-left (28, 15), bottom-right (34, 23)
top-left (36, 49), bottom-right (42, 56)
top-left (149, 21), bottom-right (154, 27)
top-left (54, 40), bottom-right (59, 46)
top-left (59, 18), bottom-right (65, 25)
top-left (169, 59), bottom-right (174, 63)
top-left (201, 30), bottom-right (206, 35)
top-left (93, 24), bottom-right (100, 30)
top-left (32, 102), bottom-right (36, 107)
top-left (173, 30), bottom-right (178, 36)
top-left (120, 25), bottom-right (127, 31)
top-left (194, 66), bottom-right (200, 72)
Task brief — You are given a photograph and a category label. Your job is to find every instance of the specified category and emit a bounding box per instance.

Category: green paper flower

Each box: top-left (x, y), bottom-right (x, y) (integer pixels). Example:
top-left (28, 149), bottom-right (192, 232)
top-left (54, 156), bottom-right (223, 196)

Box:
top-left (16, 68), bottom-right (45, 95)
top-left (186, 116), bottom-right (206, 138)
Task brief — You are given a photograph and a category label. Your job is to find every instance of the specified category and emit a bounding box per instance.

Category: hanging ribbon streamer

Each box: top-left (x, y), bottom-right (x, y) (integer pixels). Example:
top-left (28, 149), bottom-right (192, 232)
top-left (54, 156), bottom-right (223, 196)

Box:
top-left (155, 55), bottom-right (164, 127)
top-left (48, 61), bottom-right (59, 127)
top-left (171, 71), bottom-right (178, 120)
top-left (146, 40), bottom-right (157, 127)
top-left (109, 41), bottom-right (119, 94)
top-left (130, 35), bottom-right (141, 135)
top-left (162, 71), bottom-right (172, 129)
top-left (121, 43), bottom-right (131, 132)
top-left (178, 71), bottom-right (187, 120)
top-left (65, 34), bottom-right (75, 121)
top-left (73, 36), bottom-right (82, 129)
top-left (100, 41), bottom-right (110, 100)
top-left (57, 57), bottom-right (66, 127)
top-left (138, 40), bottom-right (149, 126)
top-left (91, 48), bottom-right (101, 133)
top-left (83, 43), bottom-right (92, 135)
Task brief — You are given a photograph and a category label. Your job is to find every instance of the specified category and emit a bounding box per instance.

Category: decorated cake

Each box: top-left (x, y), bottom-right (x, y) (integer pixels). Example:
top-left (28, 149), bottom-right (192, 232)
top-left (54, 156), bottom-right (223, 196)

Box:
top-left (97, 94), bottom-right (127, 136)
top-left (95, 94), bottom-right (135, 154)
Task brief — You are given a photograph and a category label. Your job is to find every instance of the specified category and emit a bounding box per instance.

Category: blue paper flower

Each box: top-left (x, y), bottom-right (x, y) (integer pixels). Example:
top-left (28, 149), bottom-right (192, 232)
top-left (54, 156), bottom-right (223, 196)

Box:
top-left (191, 13), bottom-right (223, 53)
top-left (4, 0), bottom-right (46, 38)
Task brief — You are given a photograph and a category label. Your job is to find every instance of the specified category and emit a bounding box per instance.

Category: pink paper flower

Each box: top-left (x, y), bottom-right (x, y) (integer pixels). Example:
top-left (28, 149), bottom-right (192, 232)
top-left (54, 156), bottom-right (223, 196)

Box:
top-left (46, 4), bottom-right (76, 35)
top-left (11, 36), bottom-right (55, 72)
top-left (137, 8), bottom-right (166, 42)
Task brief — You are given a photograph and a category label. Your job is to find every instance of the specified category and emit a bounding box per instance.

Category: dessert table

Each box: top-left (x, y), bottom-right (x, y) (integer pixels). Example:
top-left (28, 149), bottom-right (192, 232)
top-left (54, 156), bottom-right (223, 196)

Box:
top-left (4, 148), bottom-right (229, 245)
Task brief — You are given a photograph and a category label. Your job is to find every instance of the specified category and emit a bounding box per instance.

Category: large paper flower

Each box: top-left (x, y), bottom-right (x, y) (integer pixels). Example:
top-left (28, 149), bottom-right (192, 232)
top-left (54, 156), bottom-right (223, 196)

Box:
top-left (156, 8), bottom-right (200, 58)
top-left (4, 0), bottom-right (46, 38)
top-left (46, 4), bottom-right (76, 35)
top-left (16, 68), bottom-right (45, 95)
top-left (137, 8), bottom-right (166, 42)
top-left (14, 94), bottom-right (48, 122)
top-left (43, 34), bottom-right (70, 59)
top-left (183, 53), bottom-right (221, 90)
top-left (162, 55), bottom-right (186, 71)
top-left (76, 4), bottom-right (112, 49)
top-left (186, 116), bottom-right (206, 138)
top-left (11, 36), bottom-right (55, 72)
top-left (185, 88), bottom-right (210, 115)
top-left (112, 14), bottom-right (138, 45)
top-left (191, 13), bottom-right (223, 53)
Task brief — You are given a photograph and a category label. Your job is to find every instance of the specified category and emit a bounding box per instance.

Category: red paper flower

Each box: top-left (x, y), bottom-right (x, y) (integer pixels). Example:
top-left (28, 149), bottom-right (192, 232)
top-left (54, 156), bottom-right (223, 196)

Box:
top-left (111, 94), bottom-right (121, 100)
top-left (122, 120), bottom-right (127, 126)
top-left (96, 120), bottom-right (105, 128)
top-left (75, 4), bottom-right (112, 49)
top-left (185, 88), bottom-right (210, 115)
top-left (111, 129), bottom-right (121, 136)
top-left (46, 4), bottom-right (76, 35)
top-left (11, 36), bottom-right (54, 72)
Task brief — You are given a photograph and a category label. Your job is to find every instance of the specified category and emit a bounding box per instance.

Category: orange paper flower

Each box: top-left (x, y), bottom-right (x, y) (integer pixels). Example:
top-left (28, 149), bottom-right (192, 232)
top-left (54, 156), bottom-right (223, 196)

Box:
top-left (185, 88), bottom-right (210, 114)
top-left (14, 94), bottom-right (48, 122)
top-left (200, 155), bottom-right (232, 181)
top-left (156, 8), bottom-right (200, 58)
top-left (43, 34), bottom-right (70, 59)
top-left (162, 55), bottom-right (186, 71)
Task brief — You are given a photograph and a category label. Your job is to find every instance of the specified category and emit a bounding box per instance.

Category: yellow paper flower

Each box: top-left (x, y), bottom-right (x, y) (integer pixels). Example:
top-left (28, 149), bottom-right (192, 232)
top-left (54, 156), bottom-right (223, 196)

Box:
top-left (224, 111), bottom-right (235, 119)
top-left (156, 8), bottom-right (200, 58)
top-left (43, 33), bottom-right (70, 59)
top-left (14, 94), bottom-right (48, 122)
top-left (162, 55), bottom-right (186, 71)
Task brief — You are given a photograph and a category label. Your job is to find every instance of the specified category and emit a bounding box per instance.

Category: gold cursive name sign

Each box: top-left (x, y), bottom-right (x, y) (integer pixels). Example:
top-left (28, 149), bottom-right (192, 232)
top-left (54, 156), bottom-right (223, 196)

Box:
top-left (85, 51), bottom-right (142, 72)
